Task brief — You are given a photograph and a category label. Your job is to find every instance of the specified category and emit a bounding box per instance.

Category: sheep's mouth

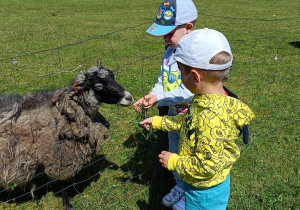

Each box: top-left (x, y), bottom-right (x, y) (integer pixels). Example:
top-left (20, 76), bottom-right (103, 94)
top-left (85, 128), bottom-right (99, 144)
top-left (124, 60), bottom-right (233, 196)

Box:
top-left (119, 91), bottom-right (134, 106)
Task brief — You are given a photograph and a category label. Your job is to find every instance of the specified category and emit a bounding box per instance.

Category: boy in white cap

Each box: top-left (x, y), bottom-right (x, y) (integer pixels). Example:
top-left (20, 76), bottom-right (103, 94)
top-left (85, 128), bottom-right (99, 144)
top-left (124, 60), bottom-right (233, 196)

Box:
top-left (133, 0), bottom-right (197, 209)
top-left (139, 28), bottom-right (255, 209)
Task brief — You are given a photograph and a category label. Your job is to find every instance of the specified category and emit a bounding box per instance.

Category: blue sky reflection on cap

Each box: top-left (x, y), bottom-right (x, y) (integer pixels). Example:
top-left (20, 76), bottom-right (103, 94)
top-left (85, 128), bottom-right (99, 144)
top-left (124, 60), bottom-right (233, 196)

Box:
top-left (146, 0), bottom-right (198, 36)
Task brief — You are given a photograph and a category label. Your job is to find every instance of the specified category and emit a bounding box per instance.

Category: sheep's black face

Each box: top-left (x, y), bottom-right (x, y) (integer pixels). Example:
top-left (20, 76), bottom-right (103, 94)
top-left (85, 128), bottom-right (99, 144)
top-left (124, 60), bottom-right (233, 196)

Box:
top-left (73, 64), bottom-right (133, 106)
top-left (89, 68), bottom-right (133, 106)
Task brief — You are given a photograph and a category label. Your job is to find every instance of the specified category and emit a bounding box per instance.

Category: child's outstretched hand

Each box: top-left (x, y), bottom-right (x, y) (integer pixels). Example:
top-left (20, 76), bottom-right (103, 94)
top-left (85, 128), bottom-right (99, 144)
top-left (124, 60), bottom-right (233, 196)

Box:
top-left (158, 151), bottom-right (172, 169)
top-left (133, 97), bottom-right (145, 112)
top-left (133, 94), bottom-right (158, 112)
top-left (139, 117), bottom-right (154, 130)
top-left (142, 94), bottom-right (158, 109)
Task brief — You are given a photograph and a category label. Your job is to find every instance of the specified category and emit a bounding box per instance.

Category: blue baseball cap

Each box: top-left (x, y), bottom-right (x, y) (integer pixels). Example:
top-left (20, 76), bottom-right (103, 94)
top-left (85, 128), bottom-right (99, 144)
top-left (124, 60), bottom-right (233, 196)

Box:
top-left (146, 0), bottom-right (198, 36)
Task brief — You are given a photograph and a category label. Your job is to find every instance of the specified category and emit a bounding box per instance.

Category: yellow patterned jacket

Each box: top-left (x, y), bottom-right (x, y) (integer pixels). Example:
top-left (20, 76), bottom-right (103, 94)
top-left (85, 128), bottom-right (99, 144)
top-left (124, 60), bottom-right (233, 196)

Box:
top-left (152, 94), bottom-right (255, 188)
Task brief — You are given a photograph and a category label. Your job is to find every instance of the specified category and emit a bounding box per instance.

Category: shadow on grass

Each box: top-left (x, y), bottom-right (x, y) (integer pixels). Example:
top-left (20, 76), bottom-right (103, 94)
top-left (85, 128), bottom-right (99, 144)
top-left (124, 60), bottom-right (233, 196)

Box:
top-left (120, 127), bottom-right (175, 209)
top-left (288, 41), bottom-right (300, 48)
top-left (0, 154), bottom-right (118, 208)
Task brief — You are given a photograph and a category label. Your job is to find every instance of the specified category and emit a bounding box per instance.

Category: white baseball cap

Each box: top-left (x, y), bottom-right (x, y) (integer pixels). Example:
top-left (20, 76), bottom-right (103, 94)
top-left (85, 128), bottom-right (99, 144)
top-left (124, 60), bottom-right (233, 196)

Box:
top-left (146, 0), bottom-right (198, 36)
top-left (174, 28), bottom-right (233, 70)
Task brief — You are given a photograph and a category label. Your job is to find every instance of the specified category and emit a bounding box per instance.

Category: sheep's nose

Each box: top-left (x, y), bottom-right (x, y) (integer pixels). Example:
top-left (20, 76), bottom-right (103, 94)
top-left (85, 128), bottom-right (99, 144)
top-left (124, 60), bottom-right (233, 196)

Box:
top-left (126, 95), bottom-right (133, 101)
top-left (119, 91), bottom-right (134, 106)
top-left (124, 91), bottom-right (134, 102)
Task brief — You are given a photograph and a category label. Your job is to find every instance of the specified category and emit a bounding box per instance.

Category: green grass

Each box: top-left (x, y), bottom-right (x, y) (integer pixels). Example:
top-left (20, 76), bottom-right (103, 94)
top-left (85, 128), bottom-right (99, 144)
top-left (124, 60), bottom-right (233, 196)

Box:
top-left (0, 0), bottom-right (299, 209)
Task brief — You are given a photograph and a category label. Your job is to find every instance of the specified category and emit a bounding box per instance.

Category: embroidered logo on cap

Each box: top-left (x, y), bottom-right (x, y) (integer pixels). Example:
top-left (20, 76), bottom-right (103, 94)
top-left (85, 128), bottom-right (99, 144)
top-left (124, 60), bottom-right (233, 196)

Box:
top-left (155, 0), bottom-right (176, 26)
top-left (164, 10), bottom-right (173, 20)
top-left (157, 5), bottom-right (165, 19)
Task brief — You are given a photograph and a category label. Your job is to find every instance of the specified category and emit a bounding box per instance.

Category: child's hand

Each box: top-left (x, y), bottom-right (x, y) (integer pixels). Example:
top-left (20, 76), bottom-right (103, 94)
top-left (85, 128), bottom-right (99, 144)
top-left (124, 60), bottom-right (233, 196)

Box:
top-left (143, 94), bottom-right (158, 109)
top-left (139, 117), bottom-right (153, 130)
top-left (133, 94), bottom-right (158, 112)
top-left (133, 97), bottom-right (145, 112)
top-left (158, 151), bottom-right (172, 169)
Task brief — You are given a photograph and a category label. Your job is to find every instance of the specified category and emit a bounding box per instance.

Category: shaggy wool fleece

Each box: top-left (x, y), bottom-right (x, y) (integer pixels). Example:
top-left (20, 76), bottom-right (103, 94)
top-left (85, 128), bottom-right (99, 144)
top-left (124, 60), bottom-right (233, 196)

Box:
top-left (0, 88), bottom-right (109, 189)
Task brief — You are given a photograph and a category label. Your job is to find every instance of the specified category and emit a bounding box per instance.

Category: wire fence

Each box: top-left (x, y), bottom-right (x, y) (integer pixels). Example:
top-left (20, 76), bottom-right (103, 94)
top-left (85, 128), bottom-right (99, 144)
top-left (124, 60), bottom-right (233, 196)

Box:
top-left (0, 13), bottom-right (299, 208)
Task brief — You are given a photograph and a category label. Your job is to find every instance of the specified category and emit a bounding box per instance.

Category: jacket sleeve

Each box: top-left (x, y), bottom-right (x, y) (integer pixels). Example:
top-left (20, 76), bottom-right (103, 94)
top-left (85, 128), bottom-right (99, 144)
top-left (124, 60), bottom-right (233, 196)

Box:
top-left (150, 48), bottom-right (168, 96)
top-left (149, 65), bottom-right (164, 95)
top-left (168, 110), bottom-right (231, 181)
top-left (156, 84), bottom-right (194, 107)
top-left (152, 114), bottom-right (186, 133)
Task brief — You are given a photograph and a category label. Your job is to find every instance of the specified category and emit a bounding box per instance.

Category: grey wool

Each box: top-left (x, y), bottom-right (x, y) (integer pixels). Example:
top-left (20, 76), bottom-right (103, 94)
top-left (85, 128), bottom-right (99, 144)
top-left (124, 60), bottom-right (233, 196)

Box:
top-left (0, 60), bottom-right (133, 209)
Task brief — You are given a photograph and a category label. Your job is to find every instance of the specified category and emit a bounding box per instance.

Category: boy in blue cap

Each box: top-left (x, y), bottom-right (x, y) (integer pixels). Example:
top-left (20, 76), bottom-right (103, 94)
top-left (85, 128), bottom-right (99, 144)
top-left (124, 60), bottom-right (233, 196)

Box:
top-left (134, 0), bottom-right (197, 209)
top-left (139, 28), bottom-right (255, 209)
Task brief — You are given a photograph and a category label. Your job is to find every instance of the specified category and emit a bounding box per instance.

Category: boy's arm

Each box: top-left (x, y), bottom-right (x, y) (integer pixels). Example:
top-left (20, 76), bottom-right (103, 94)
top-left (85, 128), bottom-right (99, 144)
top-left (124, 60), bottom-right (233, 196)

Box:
top-left (156, 84), bottom-right (194, 107)
top-left (149, 60), bottom-right (164, 95)
top-left (152, 114), bottom-right (185, 133)
top-left (150, 73), bottom-right (163, 95)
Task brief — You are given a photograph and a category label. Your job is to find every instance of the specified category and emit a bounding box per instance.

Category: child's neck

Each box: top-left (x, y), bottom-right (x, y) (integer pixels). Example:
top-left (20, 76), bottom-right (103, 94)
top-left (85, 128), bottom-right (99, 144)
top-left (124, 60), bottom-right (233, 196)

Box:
top-left (198, 81), bottom-right (225, 95)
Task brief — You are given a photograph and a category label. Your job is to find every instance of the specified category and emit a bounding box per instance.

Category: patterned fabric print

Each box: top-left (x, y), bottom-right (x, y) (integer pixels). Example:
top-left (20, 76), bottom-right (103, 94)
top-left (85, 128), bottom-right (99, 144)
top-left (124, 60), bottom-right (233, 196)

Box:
top-left (162, 64), bottom-right (182, 92)
top-left (155, 94), bottom-right (255, 188)
top-left (161, 49), bottom-right (189, 114)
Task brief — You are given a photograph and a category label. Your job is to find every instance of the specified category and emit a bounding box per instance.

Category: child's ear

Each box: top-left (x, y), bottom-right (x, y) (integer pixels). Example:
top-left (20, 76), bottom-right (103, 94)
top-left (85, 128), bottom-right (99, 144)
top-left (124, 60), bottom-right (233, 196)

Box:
top-left (186, 22), bottom-right (194, 34)
top-left (191, 69), bottom-right (200, 85)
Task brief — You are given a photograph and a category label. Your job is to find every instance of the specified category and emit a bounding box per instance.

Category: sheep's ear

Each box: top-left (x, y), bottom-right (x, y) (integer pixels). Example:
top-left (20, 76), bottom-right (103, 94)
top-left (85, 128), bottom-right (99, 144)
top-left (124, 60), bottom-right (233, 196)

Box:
top-left (97, 60), bottom-right (103, 68)
top-left (86, 67), bottom-right (98, 77)
top-left (72, 82), bottom-right (82, 93)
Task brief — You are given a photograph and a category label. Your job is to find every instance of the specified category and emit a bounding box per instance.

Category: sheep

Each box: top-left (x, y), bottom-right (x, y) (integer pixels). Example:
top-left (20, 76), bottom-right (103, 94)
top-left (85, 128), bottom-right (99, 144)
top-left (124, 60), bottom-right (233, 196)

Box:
top-left (0, 60), bottom-right (134, 209)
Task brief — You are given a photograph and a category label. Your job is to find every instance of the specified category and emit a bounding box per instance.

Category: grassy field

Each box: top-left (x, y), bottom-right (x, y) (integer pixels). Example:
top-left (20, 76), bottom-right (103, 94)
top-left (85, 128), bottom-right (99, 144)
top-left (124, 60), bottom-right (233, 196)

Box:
top-left (0, 0), bottom-right (299, 209)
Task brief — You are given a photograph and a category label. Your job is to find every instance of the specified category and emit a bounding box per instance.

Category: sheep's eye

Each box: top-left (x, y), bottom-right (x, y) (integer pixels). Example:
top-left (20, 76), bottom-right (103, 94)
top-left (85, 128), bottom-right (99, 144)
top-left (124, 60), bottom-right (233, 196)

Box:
top-left (94, 83), bottom-right (103, 90)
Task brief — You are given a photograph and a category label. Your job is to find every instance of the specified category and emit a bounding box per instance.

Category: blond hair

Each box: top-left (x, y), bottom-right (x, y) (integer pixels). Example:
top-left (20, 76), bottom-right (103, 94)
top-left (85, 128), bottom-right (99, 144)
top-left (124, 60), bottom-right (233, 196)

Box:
top-left (199, 51), bottom-right (232, 82)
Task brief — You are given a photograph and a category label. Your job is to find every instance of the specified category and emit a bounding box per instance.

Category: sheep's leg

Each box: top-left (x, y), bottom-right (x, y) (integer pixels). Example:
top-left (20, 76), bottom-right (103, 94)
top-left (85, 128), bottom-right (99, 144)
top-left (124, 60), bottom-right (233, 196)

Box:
top-left (61, 186), bottom-right (74, 210)
top-left (30, 183), bottom-right (36, 199)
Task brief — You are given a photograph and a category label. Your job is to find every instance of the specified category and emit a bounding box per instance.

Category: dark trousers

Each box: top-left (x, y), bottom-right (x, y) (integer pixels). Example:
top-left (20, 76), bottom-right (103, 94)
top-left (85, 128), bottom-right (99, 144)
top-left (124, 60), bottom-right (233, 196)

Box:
top-left (152, 106), bottom-right (172, 182)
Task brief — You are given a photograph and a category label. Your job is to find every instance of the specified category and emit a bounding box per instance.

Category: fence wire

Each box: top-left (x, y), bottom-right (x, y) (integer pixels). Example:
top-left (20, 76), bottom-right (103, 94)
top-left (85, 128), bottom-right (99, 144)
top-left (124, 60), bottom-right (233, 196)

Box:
top-left (0, 14), bottom-right (299, 208)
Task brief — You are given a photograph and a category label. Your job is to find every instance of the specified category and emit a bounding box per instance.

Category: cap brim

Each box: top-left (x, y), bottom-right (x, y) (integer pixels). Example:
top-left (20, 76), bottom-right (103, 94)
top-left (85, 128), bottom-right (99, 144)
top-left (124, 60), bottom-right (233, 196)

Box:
top-left (146, 23), bottom-right (177, 36)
